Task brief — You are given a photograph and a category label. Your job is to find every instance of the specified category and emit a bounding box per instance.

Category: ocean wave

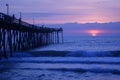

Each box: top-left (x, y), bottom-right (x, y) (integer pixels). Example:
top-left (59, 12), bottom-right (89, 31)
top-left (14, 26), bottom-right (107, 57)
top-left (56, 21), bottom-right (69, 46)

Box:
top-left (1, 59), bottom-right (120, 64)
top-left (67, 51), bottom-right (120, 57)
top-left (27, 50), bottom-right (120, 57)
top-left (1, 67), bottom-right (120, 75)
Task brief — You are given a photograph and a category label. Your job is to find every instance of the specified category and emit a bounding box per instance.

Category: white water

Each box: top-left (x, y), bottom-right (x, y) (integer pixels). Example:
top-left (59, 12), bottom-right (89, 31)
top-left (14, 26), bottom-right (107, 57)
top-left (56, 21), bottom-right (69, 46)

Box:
top-left (1, 36), bottom-right (120, 80)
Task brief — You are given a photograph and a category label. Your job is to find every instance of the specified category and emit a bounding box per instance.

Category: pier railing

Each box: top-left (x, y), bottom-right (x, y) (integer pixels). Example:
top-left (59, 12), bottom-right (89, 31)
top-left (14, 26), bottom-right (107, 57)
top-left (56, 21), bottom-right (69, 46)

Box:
top-left (0, 12), bottom-right (63, 59)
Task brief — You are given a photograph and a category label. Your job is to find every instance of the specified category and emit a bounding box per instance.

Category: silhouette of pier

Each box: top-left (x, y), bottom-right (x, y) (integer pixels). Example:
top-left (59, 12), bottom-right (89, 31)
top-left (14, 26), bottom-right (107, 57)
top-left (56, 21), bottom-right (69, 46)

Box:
top-left (0, 12), bottom-right (63, 59)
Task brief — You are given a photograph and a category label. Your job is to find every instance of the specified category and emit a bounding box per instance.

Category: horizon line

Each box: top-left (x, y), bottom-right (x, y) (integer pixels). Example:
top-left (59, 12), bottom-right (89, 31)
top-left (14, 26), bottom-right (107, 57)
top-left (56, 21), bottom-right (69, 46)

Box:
top-left (36, 21), bottom-right (120, 25)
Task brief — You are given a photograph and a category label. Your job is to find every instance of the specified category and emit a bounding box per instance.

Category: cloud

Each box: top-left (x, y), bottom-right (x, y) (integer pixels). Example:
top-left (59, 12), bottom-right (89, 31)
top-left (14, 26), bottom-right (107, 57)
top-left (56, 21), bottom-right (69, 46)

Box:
top-left (46, 22), bottom-right (120, 36)
top-left (0, 0), bottom-right (120, 24)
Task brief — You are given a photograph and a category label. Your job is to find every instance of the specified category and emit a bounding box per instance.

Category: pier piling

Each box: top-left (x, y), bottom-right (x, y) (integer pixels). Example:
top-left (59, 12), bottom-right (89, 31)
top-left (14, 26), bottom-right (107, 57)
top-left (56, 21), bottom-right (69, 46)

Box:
top-left (0, 12), bottom-right (63, 59)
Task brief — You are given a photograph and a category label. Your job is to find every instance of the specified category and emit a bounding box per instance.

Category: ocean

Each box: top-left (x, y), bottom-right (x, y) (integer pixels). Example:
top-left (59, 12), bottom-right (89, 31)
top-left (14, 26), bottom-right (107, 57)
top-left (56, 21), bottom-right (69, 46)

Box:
top-left (34, 36), bottom-right (120, 54)
top-left (1, 36), bottom-right (120, 80)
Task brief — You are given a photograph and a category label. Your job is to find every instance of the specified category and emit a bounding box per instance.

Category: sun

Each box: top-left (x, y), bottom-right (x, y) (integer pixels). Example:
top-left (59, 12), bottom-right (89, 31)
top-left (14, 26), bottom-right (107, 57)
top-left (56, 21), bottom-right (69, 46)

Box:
top-left (86, 30), bottom-right (100, 37)
top-left (92, 33), bottom-right (97, 36)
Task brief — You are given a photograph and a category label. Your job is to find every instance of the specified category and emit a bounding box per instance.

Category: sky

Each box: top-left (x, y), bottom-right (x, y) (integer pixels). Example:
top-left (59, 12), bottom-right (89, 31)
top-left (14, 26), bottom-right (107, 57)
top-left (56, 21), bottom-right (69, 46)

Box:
top-left (47, 22), bottom-right (120, 36)
top-left (0, 0), bottom-right (120, 24)
top-left (0, 0), bottom-right (120, 36)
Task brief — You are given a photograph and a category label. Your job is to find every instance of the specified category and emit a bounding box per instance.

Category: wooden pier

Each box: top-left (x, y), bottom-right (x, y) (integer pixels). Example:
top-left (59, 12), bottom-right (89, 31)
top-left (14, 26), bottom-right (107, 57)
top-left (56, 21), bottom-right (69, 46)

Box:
top-left (0, 12), bottom-right (63, 59)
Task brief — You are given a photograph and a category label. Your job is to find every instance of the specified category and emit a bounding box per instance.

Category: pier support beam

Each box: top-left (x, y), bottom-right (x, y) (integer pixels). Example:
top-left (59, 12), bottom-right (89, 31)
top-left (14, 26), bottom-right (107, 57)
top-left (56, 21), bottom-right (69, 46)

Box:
top-left (0, 12), bottom-right (63, 59)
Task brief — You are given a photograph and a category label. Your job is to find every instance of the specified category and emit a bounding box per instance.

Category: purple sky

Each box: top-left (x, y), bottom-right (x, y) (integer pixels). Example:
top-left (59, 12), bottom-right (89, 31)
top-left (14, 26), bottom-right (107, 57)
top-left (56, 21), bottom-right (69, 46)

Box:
top-left (0, 0), bottom-right (120, 36)
top-left (0, 0), bottom-right (120, 24)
